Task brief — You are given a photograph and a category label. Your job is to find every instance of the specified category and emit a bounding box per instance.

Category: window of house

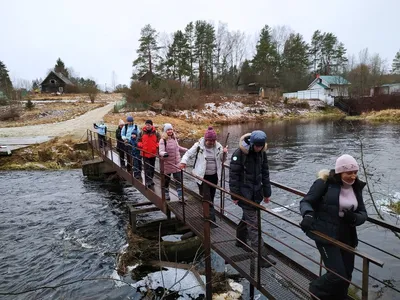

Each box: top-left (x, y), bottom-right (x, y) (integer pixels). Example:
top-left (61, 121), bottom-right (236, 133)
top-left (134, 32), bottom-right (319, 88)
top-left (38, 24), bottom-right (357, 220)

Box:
top-left (50, 79), bottom-right (57, 84)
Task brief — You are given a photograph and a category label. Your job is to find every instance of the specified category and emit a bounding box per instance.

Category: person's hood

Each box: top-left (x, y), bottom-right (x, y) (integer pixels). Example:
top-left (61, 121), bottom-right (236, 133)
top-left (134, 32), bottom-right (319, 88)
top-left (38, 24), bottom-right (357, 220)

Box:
top-left (239, 133), bottom-right (268, 155)
top-left (318, 169), bottom-right (366, 189)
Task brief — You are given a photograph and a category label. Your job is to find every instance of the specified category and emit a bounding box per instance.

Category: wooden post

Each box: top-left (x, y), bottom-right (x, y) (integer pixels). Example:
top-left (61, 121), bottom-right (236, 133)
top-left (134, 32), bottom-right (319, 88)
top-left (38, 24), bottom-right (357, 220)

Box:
top-left (202, 183), bottom-right (212, 300)
top-left (362, 259), bottom-right (370, 300)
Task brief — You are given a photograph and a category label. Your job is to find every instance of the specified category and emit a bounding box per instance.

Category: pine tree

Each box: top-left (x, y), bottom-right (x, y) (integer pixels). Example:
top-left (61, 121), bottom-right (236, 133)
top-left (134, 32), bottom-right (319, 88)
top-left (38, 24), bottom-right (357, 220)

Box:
top-left (166, 30), bottom-right (191, 82)
top-left (392, 50), bottom-right (400, 74)
top-left (0, 61), bottom-right (13, 98)
top-left (194, 21), bottom-right (216, 90)
top-left (184, 22), bottom-right (196, 86)
top-left (252, 25), bottom-right (280, 87)
top-left (132, 24), bottom-right (161, 79)
top-left (280, 33), bottom-right (310, 92)
top-left (310, 31), bottom-right (347, 75)
top-left (54, 58), bottom-right (69, 78)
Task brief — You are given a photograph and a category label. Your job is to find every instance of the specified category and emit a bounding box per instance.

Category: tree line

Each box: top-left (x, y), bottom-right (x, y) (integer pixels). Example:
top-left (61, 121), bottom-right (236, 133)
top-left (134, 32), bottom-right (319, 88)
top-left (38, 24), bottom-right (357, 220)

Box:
top-left (132, 22), bottom-right (400, 95)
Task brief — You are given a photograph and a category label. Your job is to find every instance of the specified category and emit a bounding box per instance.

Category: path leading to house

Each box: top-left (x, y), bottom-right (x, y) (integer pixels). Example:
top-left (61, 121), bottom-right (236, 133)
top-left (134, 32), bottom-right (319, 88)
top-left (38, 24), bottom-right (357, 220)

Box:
top-left (0, 102), bottom-right (115, 149)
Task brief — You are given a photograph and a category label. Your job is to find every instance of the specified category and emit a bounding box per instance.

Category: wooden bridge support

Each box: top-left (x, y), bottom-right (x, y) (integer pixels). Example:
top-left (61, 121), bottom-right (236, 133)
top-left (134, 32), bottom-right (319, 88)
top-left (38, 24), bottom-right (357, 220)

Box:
top-left (127, 203), bottom-right (161, 233)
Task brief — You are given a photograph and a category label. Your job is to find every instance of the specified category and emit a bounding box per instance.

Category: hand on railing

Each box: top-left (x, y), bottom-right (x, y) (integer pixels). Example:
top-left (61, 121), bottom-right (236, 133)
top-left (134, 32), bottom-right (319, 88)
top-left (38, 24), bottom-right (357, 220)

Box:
top-left (178, 163), bottom-right (186, 169)
top-left (263, 197), bottom-right (270, 204)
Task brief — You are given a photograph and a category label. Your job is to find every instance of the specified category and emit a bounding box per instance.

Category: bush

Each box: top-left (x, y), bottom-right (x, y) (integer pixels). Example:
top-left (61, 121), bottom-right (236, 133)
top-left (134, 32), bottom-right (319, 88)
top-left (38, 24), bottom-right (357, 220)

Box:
top-left (125, 82), bottom-right (161, 110)
top-left (25, 99), bottom-right (35, 110)
top-left (0, 106), bottom-right (21, 121)
top-left (114, 84), bottom-right (129, 94)
top-left (159, 80), bottom-right (202, 111)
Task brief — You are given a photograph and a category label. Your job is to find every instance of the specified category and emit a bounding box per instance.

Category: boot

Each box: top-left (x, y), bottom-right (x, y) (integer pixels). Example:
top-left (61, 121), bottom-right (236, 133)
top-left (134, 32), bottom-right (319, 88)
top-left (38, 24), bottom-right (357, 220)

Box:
top-left (235, 220), bottom-right (247, 247)
top-left (177, 188), bottom-right (183, 201)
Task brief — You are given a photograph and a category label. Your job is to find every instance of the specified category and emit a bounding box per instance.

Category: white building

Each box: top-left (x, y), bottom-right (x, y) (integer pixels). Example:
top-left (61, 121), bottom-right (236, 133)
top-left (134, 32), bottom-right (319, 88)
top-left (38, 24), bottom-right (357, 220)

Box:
top-left (283, 75), bottom-right (351, 105)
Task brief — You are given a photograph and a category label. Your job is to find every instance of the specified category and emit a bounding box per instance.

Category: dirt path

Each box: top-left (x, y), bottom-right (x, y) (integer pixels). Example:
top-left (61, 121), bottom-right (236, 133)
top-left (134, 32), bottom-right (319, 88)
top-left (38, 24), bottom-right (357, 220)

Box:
top-left (0, 102), bottom-right (115, 139)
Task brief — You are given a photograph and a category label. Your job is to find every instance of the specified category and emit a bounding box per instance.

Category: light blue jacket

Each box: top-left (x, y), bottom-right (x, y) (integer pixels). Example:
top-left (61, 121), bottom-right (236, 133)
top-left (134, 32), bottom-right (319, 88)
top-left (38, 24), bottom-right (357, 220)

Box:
top-left (94, 124), bottom-right (107, 136)
top-left (121, 124), bottom-right (140, 142)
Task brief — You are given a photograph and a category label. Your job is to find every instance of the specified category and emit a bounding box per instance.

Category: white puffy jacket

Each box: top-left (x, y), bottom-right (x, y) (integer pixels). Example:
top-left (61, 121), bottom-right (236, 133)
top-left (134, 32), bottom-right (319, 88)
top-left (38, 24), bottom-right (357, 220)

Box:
top-left (180, 137), bottom-right (225, 184)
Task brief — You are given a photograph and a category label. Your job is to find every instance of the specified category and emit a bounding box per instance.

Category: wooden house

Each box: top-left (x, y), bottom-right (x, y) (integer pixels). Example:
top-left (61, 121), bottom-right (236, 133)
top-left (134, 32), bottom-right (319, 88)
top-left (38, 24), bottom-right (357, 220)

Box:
top-left (41, 71), bottom-right (75, 93)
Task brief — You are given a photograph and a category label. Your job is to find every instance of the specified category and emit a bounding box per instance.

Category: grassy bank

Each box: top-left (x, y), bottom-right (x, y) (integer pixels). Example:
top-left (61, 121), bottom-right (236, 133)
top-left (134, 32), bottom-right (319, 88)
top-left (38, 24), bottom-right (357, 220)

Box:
top-left (0, 137), bottom-right (92, 171)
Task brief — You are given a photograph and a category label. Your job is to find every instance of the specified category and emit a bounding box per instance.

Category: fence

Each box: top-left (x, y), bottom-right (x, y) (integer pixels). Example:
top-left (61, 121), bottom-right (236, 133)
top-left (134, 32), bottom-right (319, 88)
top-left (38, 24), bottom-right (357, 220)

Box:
top-left (283, 90), bottom-right (334, 105)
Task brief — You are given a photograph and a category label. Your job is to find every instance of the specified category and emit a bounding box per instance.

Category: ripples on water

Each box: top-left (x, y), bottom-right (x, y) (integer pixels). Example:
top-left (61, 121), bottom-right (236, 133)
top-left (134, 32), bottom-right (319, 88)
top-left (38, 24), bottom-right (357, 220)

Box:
top-left (1, 120), bottom-right (399, 299)
top-left (0, 170), bottom-right (136, 299)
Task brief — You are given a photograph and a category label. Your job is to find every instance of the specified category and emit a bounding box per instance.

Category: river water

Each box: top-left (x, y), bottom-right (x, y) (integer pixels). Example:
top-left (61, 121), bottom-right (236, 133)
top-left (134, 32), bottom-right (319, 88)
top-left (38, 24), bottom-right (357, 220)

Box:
top-left (0, 119), bottom-right (399, 299)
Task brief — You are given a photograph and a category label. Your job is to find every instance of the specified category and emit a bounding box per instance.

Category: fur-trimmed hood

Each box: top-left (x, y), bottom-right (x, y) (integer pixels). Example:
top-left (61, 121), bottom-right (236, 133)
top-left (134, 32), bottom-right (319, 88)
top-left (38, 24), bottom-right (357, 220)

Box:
top-left (317, 168), bottom-right (366, 189)
top-left (239, 133), bottom-right (268, 155)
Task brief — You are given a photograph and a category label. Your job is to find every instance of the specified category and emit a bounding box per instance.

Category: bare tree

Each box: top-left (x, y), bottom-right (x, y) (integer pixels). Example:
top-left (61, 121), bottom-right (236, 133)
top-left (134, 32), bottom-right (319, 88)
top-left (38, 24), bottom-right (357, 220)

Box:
top-left (271, 25), bottom-right (294, 56)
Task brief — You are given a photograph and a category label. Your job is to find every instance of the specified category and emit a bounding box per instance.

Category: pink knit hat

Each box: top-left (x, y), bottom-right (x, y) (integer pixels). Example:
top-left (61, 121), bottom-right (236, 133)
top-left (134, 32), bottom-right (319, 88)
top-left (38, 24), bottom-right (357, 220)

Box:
top-left (204, 126), bottom-right (217, 140)
top-left (335, 154), bottom-right (359, 174)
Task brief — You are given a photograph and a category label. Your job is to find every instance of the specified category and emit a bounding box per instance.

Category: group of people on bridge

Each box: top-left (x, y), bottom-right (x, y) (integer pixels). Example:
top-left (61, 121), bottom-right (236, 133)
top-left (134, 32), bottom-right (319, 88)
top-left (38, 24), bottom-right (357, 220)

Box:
top-left (95, 115), bottom-right (367, 300)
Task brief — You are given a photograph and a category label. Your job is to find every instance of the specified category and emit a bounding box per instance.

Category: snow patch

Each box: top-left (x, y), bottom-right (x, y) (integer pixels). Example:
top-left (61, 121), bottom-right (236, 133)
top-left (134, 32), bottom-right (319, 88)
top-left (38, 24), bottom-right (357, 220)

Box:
top-left (161, 234), bottom-right (183, 242)
top-left (131, 267), bottom-right (206, 299)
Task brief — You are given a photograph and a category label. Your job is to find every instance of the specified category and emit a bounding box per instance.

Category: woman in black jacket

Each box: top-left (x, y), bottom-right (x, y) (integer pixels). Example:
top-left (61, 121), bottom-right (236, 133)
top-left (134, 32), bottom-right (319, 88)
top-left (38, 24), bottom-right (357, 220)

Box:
top-left (300, 154), bottom-right (368, 300)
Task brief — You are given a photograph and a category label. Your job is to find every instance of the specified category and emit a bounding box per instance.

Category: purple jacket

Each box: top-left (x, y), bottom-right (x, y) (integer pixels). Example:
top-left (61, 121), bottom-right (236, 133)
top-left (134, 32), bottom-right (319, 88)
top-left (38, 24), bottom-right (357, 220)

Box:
top-left (159, 132), bottom-right (187, 175)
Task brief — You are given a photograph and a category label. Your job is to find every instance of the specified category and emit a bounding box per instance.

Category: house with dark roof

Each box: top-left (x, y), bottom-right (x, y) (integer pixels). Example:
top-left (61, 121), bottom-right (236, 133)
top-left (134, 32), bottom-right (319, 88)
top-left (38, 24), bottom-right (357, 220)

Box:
top-left (41, 71), bottom-right (75, 93)
top-left (283, 75), bottom-right (351, 105)
top-left (138, 71), bottom-right (155, 85)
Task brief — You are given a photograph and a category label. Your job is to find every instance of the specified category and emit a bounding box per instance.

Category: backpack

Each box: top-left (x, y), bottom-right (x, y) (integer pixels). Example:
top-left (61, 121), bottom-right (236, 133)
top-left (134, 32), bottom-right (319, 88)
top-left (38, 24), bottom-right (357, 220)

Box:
top-left (125, 123), bottom-right (137, 132)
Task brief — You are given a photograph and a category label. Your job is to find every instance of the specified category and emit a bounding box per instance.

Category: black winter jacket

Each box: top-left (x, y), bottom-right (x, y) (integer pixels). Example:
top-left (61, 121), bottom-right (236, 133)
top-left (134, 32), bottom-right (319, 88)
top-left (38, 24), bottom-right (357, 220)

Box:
top-left (116, 127), bottom-right (123, 141)
top-left (229, 133), bottom-right (271, 209)
top-left (300, 169), bottom-right (368, 246)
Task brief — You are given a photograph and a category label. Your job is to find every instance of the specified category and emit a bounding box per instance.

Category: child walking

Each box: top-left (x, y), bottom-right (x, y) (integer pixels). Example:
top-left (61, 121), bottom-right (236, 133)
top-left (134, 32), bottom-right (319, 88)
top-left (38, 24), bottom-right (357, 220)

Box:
top-left (129, 129), bottom-right (142, 180)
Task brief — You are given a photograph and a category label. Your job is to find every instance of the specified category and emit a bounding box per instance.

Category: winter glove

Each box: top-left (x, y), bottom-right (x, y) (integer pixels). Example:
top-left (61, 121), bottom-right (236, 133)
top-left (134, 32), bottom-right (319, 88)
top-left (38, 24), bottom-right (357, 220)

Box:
top-left (300, 212), bottom-right (315, 232)
top-left (342, 205), bottom-right (357, 225)
top-left (163, 153), bottom-right (169, 158)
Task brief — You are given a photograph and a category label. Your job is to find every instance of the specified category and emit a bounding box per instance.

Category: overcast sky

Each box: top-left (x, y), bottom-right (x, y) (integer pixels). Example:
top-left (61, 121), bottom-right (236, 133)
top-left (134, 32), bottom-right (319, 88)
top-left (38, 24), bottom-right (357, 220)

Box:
top-left (1, 0), bottom-right (399, 88)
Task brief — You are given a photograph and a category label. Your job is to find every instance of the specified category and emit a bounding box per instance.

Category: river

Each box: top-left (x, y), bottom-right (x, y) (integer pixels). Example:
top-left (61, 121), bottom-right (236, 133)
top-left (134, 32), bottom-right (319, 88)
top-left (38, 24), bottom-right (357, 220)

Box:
top-left (0, 119), bottom-right (399, 299)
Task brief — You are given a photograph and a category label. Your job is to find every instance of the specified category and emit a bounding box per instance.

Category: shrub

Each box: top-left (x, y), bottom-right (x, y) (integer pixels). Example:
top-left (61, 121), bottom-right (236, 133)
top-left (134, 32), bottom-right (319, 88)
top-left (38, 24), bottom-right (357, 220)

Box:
top-left (160, 80), bottom-right (202, 111)
top-left (38, 148), bottom-right (53, 162)
top-left (0, 106), bottom-right (21, 121)
top-left (125, 82), bottom-right (161, 110)
top-left (25, 99), bottom-right (35, 110)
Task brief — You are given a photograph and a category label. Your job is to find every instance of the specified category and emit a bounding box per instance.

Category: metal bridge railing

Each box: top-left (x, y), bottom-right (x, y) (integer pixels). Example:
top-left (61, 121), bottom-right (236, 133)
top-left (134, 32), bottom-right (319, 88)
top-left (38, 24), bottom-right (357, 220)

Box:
top-left (86, 129), bottom-right (399, 300)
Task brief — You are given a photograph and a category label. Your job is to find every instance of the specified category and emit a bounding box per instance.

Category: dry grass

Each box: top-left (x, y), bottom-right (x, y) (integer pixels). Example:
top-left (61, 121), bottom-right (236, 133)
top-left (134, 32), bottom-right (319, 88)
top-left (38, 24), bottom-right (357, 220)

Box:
top-left (0, 136), bottom-right (92, 170)
top-left (388, 201), bottom-right (400, 214)
top-left (363, 109), bottom-right (400, 122)
top-left (104, 113), bottom-right (209, 141)
top-left (0, 102), bottom-right (105, 127)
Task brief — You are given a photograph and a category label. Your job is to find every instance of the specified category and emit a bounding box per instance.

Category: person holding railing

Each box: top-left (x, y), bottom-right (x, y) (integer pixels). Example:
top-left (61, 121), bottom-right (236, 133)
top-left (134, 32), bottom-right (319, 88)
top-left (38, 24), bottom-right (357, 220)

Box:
top-left (158, 123), bottom-right (187, 201)
top-left (229, 130), bottom-right (276, 268)
top-left (138, 120), bottom-right (161, 188)
top-left (179, 126), bottom-right (228, 225)
top-left (129, 129), bottom-right (142, 180)
top-left (300, 154), bottom-right (368, 300)
top-left (93, 120), bottom-right (107, 148)
top-left (115, 119), bottom-right (126, 168)
top-left (121, 116), bottom-right (140, 174)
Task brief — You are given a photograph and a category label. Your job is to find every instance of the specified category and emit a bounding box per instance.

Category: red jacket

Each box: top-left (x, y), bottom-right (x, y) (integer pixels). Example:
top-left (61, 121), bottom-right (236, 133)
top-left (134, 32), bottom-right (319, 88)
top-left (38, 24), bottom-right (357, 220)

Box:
top-left (138, 126), bottom-right (160, 158)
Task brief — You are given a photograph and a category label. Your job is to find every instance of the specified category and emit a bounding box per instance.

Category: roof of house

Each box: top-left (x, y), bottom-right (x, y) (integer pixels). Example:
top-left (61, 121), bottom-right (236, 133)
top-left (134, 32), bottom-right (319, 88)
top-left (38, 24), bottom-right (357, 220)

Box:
top-left (380, 83), bottom-right (400, 87)
top-left (308, 75), bottom-right (350, 90)
top-left (41, 71), bottom-right (75, 86)
top-left (319, 75), bottom-right (350, 85)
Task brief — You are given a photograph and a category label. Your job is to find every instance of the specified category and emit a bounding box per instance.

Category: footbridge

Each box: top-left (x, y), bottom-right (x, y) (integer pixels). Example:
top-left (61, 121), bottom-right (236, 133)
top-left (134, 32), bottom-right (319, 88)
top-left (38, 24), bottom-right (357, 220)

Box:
top-left (85, 130), bottom-right (400, 300)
